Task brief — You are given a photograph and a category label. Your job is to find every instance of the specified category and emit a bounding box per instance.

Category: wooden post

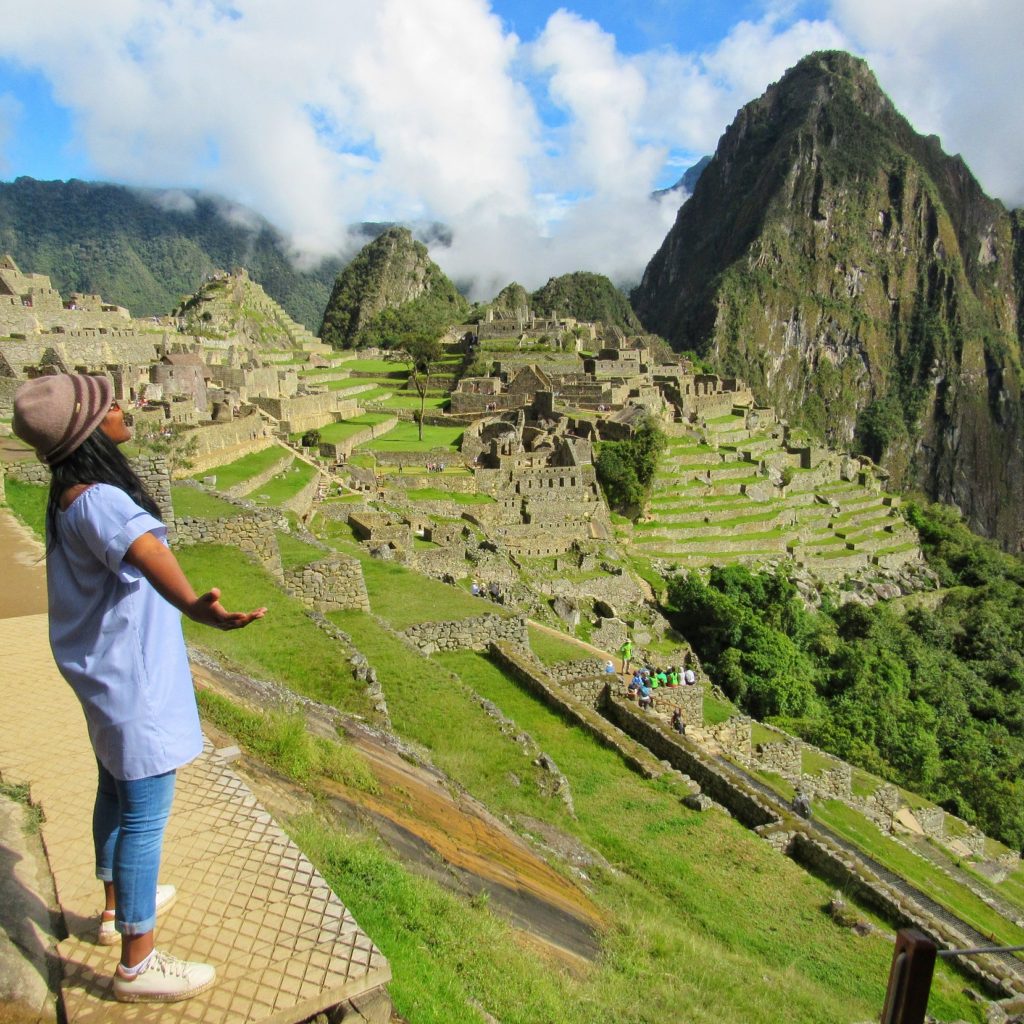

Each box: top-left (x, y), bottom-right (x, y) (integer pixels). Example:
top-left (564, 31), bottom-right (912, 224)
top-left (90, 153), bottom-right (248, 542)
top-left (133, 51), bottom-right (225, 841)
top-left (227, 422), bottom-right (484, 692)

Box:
top-left (881, 929), bottom-right (936, 1024)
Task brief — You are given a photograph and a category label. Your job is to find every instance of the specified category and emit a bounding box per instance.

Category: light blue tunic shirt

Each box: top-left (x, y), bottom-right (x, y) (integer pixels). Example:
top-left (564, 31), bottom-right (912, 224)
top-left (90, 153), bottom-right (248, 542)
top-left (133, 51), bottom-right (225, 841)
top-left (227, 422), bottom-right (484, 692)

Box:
top-left (47, 484), bottom-right (202, 781)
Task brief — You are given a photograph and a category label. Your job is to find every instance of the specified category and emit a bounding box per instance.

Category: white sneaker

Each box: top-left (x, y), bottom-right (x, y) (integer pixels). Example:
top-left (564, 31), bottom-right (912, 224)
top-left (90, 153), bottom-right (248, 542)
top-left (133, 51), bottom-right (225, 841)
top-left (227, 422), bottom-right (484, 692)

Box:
top-left (113, 949), bottom-right (216, 1003)
top-left (97, 884), bottom-right (177, 945)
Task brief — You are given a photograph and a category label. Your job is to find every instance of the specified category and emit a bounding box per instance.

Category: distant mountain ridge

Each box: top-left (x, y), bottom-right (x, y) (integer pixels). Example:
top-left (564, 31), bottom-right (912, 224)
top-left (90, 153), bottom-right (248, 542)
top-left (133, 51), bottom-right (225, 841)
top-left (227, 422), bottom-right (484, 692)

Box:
top-left (632, 50), bottom-right (1024, 550)
top-left (0, 177), bottom-right (354, 330)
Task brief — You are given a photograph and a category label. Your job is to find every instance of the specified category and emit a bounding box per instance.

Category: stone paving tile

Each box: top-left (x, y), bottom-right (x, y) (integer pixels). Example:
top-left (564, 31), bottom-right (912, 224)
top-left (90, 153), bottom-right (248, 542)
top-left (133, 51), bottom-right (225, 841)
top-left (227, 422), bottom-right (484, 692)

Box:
top-left (0, 614), bottom-right (391, 1023)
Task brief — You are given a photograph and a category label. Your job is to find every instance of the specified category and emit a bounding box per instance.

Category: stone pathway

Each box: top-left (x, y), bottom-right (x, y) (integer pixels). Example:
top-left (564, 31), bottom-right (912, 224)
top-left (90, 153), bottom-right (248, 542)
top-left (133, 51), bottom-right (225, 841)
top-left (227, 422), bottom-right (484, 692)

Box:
top-left (0, 608), bottom-right (391, 1023)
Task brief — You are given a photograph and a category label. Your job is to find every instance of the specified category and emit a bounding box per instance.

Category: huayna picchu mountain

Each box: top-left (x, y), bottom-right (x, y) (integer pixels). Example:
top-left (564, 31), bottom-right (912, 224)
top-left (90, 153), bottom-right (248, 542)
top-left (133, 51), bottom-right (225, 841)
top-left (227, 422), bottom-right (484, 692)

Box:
top-left (632, 50), bottom-right (1024, 551)
top-left (319, 226), bottom-right (467, 349)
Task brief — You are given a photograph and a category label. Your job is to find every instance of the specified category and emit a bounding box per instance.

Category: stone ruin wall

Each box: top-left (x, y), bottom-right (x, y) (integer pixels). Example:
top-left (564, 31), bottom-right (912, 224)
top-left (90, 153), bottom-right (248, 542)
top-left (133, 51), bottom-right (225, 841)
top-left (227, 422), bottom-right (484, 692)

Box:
top-left (172, 506), bottom-right (284, 577)
top-left (3, 307), bottom-right (133, 336)
top-left (0, 334), bottom-right (163, 374)
top-left (209, 365), bottom-right (300, 401)
top-left (401, 613), bottom-right (529, 654)
top-left (251, 391), bottom-right (362, 434)
top-left (282, 554), bottom-right (370, 612)
top-left (752, 738), bottom-right (804, 777)
top-left (4, 453), bottom-right (174, 523)
top-left (180, 411), bottom-right (273, 476)
top-left (0, 375), bottom-right (20, 415)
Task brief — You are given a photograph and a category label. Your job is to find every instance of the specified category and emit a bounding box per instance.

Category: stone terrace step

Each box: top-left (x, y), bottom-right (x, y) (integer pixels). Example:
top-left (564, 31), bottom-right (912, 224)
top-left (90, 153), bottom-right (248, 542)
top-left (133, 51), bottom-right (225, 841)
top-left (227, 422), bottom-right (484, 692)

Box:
top-left (632, 531), bottom-right (789, 554)
top-left (0, 614), bottom-right (391, 1024)
top-left (834, 513), bottom-right (902, 538)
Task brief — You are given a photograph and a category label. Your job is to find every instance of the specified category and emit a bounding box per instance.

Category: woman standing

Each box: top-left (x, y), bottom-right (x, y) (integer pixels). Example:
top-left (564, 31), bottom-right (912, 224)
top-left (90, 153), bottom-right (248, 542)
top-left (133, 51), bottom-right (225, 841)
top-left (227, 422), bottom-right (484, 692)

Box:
top-left (13, 374), bottom-right (265, 1003)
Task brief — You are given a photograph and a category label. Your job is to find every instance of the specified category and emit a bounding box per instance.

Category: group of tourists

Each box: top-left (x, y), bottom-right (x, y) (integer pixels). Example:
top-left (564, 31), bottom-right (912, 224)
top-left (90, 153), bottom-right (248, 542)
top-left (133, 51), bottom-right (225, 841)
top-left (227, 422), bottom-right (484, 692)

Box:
top-left (624, 664), bottom-right (695, 709)
top-left (425, 460), bottom-right (447, 473)
top-left (470, 579), bottom-right (502, 601)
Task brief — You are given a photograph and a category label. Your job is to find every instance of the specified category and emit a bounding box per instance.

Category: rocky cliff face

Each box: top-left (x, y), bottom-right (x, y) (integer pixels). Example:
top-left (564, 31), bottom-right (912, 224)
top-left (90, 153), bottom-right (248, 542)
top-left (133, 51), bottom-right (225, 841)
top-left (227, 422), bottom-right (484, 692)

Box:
top-left (319, 226), bottom-right (464, 348)
top-left (632, 51), bottom-right (1024, 549)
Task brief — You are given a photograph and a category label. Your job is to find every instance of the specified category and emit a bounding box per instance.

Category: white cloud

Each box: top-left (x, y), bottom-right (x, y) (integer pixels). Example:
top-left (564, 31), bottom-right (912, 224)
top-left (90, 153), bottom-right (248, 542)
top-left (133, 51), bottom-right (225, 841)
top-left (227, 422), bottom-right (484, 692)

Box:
top-left (530, 10), bottom-right (663, 197)
top-left (827, 0), bottom-right (1024, 205)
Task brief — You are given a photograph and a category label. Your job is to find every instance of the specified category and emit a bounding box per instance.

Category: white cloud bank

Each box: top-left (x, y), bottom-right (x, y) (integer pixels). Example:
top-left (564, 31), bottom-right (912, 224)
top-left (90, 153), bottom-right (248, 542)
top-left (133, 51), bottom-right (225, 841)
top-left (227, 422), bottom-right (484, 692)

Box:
top-left (0, 1), bottom-right (1020, 297)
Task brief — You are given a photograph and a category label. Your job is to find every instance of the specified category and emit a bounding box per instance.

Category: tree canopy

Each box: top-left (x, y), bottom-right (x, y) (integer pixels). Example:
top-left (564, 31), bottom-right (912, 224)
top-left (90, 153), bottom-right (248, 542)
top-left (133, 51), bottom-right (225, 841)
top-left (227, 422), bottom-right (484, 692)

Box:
top-left (665, 515), bottom-right (1024, 851)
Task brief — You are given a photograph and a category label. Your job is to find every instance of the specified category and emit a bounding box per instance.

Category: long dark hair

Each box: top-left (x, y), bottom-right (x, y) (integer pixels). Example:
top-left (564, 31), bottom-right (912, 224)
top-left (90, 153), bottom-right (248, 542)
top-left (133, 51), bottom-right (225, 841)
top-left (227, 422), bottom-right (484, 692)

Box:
top-left (46, 429), bottom-right (163, 547)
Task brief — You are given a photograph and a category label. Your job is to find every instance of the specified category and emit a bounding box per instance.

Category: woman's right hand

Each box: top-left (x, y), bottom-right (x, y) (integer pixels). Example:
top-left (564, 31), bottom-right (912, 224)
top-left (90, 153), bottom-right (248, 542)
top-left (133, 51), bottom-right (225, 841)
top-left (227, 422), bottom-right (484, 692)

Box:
top-left (189, 588), bottom-right (266, 630)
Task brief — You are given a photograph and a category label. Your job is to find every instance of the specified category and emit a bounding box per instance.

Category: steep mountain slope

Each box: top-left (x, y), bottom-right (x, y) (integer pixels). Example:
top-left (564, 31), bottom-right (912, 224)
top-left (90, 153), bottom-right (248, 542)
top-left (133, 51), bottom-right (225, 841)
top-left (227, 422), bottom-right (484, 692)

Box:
top-left (319, 226), bottom-right (467, 349)
top-left (175, 268), bottom-right (319, 349)
top-left (0, 176), bottom-right (345, 329)
top-left (531, 271), bottom-right (641, 332)
top-left (652, 155), bottom-right (712, 201)
top-left (632, 51), bottom-right (1024, 549)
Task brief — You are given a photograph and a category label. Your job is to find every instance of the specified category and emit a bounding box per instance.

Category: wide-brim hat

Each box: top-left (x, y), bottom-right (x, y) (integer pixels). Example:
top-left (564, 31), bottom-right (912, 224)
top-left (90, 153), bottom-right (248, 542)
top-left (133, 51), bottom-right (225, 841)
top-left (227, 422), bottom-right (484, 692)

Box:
top-left (12, 373), bottom-right (113, 465)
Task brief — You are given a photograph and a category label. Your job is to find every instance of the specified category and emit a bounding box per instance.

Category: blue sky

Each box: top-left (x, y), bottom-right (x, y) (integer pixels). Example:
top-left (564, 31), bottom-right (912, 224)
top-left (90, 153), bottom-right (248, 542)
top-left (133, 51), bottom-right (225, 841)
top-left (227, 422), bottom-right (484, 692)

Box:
top-left (0, 1), bottom-right (1019, 295)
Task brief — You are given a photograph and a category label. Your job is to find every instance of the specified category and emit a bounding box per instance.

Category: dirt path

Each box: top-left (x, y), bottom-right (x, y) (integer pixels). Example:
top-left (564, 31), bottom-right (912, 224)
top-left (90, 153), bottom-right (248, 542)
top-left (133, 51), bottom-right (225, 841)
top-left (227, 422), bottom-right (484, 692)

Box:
top-left (0, 509), bottom-right (47, 619)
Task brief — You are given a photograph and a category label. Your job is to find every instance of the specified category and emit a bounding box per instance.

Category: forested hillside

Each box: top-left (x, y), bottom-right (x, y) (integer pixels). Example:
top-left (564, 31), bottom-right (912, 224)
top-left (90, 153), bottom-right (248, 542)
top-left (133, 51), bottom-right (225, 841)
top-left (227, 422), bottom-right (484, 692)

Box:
top-left (531, 271), bottom-right (641, 332)
top-left (667, 504), bottom-right (1024, 849)
top-left (0, 176), bottom-right (344, 329)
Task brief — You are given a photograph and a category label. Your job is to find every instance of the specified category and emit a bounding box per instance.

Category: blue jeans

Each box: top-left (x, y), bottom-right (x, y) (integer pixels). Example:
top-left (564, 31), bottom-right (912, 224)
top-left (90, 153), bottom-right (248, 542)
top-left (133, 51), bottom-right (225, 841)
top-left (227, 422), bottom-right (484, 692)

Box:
top-left (93, 762), bottom-right (176, 936)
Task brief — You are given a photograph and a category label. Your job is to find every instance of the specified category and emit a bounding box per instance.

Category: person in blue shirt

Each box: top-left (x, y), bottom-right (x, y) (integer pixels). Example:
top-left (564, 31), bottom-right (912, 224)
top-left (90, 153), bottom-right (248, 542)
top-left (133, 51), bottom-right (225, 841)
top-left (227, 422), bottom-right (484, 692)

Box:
top-left (13, 374), bottom-right (265, 1004)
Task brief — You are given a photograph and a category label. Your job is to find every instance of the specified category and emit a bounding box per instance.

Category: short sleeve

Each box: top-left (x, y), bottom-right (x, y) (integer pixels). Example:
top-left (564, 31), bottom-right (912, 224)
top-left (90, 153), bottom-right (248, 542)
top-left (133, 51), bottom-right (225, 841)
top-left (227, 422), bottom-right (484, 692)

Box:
top-left (65, 484), bottom-right (167, 578)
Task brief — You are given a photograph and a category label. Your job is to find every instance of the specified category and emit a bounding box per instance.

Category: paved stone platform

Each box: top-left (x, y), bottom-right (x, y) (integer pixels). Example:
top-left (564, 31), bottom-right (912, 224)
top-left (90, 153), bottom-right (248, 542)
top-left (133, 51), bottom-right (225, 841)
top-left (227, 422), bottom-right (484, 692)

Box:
top-left (0, 613), bottom-right (391, 1023)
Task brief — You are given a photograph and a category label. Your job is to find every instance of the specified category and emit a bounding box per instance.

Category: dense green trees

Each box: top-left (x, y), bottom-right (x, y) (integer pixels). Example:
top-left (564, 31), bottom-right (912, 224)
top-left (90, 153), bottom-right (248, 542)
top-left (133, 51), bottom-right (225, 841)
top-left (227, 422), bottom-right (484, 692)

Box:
top-left (595, 419), bottom-right (666, 514)
top-left (665, 505), bottom-right (1024, 849)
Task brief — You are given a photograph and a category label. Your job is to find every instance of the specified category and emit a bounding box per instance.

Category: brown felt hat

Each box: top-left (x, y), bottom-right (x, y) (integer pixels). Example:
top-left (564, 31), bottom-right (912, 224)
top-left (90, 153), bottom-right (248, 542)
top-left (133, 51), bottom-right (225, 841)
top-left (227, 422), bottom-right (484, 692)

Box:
top-left (12, 373), bottom-right (114, 465)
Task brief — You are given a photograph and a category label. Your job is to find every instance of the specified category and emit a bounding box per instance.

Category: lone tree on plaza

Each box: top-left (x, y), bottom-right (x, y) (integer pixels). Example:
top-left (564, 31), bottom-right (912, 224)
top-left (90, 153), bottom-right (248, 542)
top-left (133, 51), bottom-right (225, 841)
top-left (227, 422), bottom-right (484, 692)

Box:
top-left (399, 331), bottom-right (443, 441)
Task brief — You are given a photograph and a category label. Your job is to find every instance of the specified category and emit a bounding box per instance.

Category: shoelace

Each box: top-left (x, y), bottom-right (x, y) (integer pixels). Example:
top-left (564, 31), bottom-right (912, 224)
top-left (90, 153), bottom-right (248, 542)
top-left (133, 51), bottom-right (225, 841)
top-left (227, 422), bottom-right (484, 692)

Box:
top-left (147, 951), bottom-right (194, 979)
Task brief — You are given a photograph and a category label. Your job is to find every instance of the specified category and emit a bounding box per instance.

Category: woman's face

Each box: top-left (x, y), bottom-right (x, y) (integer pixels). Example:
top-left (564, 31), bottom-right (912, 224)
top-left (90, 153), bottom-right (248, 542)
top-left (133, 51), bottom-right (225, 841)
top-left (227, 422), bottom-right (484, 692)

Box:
top-left (99, 400), bottom-right (133, 445)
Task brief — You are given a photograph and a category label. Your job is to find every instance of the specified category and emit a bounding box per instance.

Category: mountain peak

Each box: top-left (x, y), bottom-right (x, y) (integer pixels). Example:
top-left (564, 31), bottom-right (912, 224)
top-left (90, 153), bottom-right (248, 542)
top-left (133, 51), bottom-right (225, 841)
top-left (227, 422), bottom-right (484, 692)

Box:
top-left (631, 51), bottom-right (1024, 549)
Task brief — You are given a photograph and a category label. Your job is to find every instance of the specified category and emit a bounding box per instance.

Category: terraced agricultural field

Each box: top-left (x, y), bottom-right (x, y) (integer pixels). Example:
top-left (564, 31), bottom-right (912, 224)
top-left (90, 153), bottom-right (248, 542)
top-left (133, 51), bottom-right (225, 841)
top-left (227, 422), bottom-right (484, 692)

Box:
top-left (624, 416), bottom-right (921, 574)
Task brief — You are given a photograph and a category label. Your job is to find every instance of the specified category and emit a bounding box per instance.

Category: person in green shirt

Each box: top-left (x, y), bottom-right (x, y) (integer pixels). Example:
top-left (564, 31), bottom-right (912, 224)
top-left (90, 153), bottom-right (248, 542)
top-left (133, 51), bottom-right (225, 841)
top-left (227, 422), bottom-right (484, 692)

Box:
top-left (619, 638), bottom-right (633, 673)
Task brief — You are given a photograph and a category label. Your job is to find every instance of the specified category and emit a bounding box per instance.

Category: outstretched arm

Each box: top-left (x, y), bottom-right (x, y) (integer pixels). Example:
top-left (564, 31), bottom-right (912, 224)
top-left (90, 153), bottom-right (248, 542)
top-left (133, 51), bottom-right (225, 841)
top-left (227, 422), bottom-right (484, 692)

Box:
top-left (124, 532), bottom-right (266, 630)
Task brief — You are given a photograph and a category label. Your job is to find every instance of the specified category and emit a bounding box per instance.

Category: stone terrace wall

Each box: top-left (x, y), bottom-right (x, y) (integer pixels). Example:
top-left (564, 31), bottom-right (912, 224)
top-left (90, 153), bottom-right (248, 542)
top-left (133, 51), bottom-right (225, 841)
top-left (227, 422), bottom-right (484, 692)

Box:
top-left (319, 417), bottom-right (399, 461)
top-left (280, 466), bottom-right (323, 519)
top-left (604, 696), bottom-right (778, 829)
top-left (282, 554), bottom-right (370, 612)
top-left (252, 392), bottom-right (362, 434)
top-left (5, 453), bottom-right (174, 523)
top-left (785, 832), bottom-right (1019, 996)
top-left (402, 613), bottom-right (528, 654)
top-left (182, 412), bottom-right (273, 476)
top-left (221, 450), bottom-right (293, 499)
top-left (490, 642), bottom-right (663, 779)
top-left (173, 507), bottom-right (284, 577)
